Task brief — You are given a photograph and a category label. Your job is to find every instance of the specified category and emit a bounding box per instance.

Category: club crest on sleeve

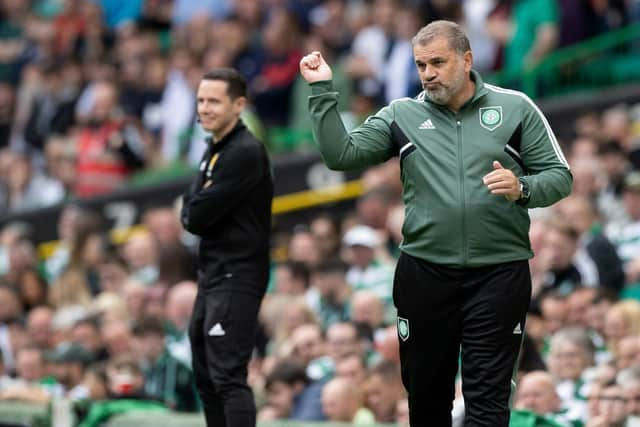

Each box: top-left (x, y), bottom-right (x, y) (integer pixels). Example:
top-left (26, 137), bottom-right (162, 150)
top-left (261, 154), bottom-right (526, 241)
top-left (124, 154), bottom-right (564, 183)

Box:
top-left (397, 317), bottom-right (410, 341)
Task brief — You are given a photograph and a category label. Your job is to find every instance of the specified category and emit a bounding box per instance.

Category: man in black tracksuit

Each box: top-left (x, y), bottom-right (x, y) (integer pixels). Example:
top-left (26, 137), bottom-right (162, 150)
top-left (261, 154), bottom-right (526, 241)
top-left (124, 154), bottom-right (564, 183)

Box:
top-left (181, 68), bottom-right (273, 427)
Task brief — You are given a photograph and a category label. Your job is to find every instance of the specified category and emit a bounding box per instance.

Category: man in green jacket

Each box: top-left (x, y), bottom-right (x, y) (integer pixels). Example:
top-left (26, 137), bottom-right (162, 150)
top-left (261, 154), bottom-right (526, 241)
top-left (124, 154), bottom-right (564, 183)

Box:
top-left (299, 20), bottom-right (572, 427)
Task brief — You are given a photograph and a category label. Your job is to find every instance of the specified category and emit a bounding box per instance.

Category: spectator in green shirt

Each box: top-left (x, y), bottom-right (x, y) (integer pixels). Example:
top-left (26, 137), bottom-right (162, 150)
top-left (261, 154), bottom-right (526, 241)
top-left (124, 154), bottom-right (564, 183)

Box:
top-left (131, 316), bottom-right (200, 412)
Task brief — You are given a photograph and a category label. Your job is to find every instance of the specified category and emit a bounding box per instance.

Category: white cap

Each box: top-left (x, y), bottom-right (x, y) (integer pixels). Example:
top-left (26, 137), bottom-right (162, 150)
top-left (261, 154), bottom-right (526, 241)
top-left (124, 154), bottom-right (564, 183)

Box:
top-left (342, 225), bottom-right (379, 249)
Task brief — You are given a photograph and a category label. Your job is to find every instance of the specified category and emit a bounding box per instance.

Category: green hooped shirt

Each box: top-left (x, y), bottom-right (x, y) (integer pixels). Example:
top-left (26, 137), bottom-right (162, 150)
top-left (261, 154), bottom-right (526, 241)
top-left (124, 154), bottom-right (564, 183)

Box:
top-left (308, 71), bottom-right (572, 268)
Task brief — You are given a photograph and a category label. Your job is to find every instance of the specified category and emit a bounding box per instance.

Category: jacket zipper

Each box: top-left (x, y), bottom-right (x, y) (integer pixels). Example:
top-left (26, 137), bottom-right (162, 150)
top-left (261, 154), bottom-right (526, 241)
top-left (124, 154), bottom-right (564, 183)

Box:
top-left (456, 118), bottom-right (468, 265)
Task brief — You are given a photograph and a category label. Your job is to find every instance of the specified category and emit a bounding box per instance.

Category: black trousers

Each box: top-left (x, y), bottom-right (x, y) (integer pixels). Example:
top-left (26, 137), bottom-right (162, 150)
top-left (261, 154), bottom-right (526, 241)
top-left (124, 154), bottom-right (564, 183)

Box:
top-left (393, 253), bottom-right (531, 427)
top-left (189, 288), bottom-right (261, 427)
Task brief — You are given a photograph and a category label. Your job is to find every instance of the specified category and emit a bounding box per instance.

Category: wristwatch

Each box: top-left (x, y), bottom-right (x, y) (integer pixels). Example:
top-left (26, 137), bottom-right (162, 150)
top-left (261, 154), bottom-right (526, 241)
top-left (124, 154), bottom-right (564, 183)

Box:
top-left (517, 178), bottom-right (530, 203)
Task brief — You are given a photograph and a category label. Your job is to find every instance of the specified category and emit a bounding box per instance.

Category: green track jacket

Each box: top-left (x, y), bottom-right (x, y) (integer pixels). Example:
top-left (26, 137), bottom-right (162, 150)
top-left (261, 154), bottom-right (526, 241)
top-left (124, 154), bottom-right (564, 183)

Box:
top-left (308, 71), bottom-right (572, 268)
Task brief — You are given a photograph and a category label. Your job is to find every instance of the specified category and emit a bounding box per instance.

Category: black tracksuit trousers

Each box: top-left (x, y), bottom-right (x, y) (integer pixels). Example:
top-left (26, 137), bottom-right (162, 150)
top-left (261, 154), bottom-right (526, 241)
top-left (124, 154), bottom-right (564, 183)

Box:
top-left (393, 253), bottom-right (531, 427)
top-left (189, 287), bottom-right (262, 427)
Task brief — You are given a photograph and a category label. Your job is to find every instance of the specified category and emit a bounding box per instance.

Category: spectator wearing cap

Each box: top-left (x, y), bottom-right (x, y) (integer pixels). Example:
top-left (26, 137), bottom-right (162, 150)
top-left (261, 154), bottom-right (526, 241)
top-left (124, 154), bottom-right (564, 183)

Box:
top-left (131, 316), bottom-right (199, 412)
top-left (342, 225), bottom-right (394, 314)
top-left (45, 341), bottom-right (93, 394)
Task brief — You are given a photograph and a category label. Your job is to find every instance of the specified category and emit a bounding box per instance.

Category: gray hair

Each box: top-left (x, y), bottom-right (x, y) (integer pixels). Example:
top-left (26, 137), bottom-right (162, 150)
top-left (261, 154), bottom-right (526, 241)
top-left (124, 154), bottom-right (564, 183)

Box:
top-left (549, 327), bottom-right (596, 360)
top-left (412, 20), bottom-right (471, 54)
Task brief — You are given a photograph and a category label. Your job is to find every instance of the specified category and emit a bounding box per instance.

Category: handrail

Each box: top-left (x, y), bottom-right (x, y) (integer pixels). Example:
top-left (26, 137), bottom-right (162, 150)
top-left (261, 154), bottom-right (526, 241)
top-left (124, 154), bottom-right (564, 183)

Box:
top-left (488, 22), bottom-right (640, 97)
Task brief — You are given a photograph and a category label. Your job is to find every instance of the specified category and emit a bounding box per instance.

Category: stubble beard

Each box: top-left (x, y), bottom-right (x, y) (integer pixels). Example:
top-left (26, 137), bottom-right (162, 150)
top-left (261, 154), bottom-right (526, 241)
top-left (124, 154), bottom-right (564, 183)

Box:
top-left (424, 68), bottom-right (466, 106)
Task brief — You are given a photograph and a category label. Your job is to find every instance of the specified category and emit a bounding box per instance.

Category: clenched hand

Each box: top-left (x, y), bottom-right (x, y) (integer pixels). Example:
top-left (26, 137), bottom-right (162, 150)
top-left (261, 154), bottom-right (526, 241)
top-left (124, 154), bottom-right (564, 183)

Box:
top-left (299, 51), bottom-right (333, 84)
top-left (483, 160), bottom-right (521, 201)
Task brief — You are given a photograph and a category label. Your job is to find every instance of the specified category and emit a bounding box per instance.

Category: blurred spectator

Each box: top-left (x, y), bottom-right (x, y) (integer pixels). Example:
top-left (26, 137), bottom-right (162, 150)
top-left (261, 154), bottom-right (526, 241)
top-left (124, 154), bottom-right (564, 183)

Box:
top-left (44, 341), bottom-right (93, 394)
top-left (547, 327), bottom-right (594, 409)
top-left (334, 353), bottom-right (368, 387)
top-left (48, 211), bottom-right (105, 307)
top-left (251, 8), bottom-right (302, 126)
top-left (356, 188), bottom-right (393, 231)
top-left (615, 335), bottom-right (640, 371)
top-left (0, 83), bottom-right (14, 147)
top-left (23, 62), bottom-right (78, 152)
top-left (122, 279), bottom-right (146, 324)
top-left (43, 204), bottom-right (81, 282)
top-left (100, 318), bottom-right (133, 357)
top-left (342, 224), bottom-right (394, 311)
top-left (462, 0), bottom-right (498, 73)
top-left (73, 80), bottom-right (146, 197)
top-left (382, 5), bottom-right (422, 104)
top-left (608, 172), bottom-right (640, 282)
top-left (0, 285), bottom-right (21, 372)
top-left (70, 317), bottom-right (108, 362)
top-left (364, 360), bottom-right (404, 423)
top-left (121, 230), bottom-right (158, 285)
top-left (556, 195), bottom-right (625, 291)
top-left (273, 261), bottom-right (310, 295)
top-left (258, 359), bottom-right (325, 421)
top-left (586, 382), bottom-right (629, 427)
top-left (0, 149), bottom-right (64, 214)
top-left (16, 267), bottom-right (48, 311)
top-left (309, 213), bottom-right (341, 260)
top-left (96, 252), bottom-right (129, 293)
top-left (350, 290), bottom-right (386, 334)
top-left (557, 0), bottom-right (602, 47)
top-left (598, 142), bottom-right (629, 231)
top-left (604, 300), bottom-right (640, 358)
top-left (538, 217), bottom-right (583, 295)
top-left (566, 287), bottom-right (598, 328)
top-left (307, 321), bottom-right (361, 382)
top-left (286, 323), bottom-right (325, 367)
top-left (373, 325), bottom-right (400, 365)
top-left (540, 291), bottom-right (568, 339)
top-left (0, 345), bottom-right (51, 403)
top-left (490, 0), bottom-right (558, 74)
top-left (131, 316), bottom-right (199, 412)
top-left (306, 259), bottom-right (350, 330)
top-left (321, 376), bottom-right (375, 424)
top-left (288, 227), bottom-right (321, 268)
top-left (26, 305), bottom-right (55, 350)
top-left (345, 0), bottom-right (396, 101)
top-left (164, 280), bottom-right (196, 365)
top-left (515, 370), bottom-right (584, 425)
top-left (619, 367), bottom-right (640, 421)
top-left (0, 0), bottom-right (29, 84)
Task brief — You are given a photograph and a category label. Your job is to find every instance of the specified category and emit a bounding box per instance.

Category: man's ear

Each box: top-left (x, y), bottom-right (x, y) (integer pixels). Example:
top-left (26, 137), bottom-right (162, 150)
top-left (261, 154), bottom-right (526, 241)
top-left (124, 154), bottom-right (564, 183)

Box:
top-left (233, 96), bottom-right (247, 114)
top-left (464, 50), bottom-right (473, 73)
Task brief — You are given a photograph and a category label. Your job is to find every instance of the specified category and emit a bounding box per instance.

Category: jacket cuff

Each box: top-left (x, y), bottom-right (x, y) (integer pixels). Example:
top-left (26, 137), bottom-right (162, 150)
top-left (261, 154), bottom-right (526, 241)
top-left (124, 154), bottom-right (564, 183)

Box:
top-left (310, 80), bottom-right (334, 95)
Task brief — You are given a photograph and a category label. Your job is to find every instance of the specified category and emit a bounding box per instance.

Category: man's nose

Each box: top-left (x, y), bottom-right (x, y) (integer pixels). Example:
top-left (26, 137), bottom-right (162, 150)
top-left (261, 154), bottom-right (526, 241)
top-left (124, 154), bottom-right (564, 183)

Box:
top-left (423, 65), bottom-right (436, 80)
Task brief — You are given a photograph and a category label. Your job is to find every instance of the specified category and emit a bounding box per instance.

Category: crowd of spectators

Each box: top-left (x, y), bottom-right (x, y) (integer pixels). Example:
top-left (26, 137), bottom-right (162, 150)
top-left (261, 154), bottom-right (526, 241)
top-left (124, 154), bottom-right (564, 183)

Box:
top-left (2, 0), bottom-right (640, 426)
top-left (0, 0), bottom-right (638, 216)
top-left (0, 100), bottom-right (639, 425)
